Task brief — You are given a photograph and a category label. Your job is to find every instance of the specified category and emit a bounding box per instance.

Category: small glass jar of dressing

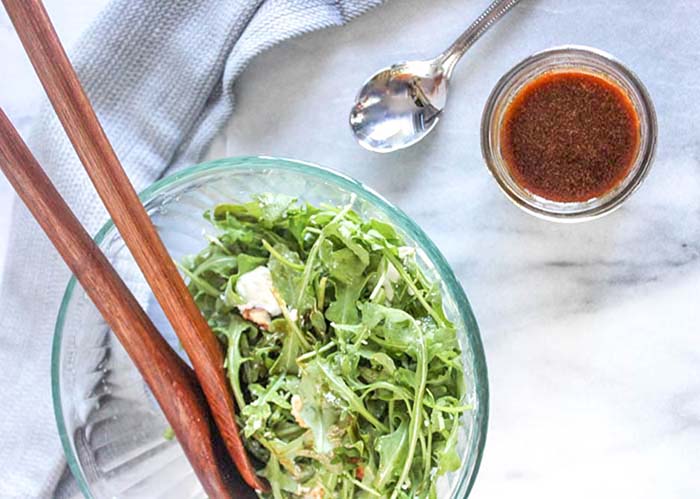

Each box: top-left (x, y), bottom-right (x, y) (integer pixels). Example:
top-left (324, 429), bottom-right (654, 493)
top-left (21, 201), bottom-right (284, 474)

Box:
top-left (481, 45), bottom-right (657, 222)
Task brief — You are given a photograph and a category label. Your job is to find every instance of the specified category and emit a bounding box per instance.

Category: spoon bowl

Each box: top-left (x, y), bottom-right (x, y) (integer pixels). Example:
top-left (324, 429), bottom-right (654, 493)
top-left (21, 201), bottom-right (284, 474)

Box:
top-left (350, 60), bottom-right (448, 153)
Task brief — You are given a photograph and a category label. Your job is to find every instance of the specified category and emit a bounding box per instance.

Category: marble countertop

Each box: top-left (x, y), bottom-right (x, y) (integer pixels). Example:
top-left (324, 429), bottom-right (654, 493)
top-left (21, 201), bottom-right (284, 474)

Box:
top-left (2, 1), bottom-right (699, 498)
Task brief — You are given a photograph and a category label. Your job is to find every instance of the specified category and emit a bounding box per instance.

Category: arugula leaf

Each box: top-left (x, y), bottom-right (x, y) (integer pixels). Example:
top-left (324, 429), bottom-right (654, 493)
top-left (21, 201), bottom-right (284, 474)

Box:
top-left (374, 418), bottom-right (409, 489)
top-left (369, 352), bottom-right (396, 375)
top-left (241, 376), bottom-right (284, 437)
top-left (390, 313), bottom-right (428, 499)
top-left (259, 454), bottom-right (296, 499)
top-left (437, 416), bottom-right (462, 474)
top-left (237, 253), bottom-right (267, 276)
top-left (270, 320), bottom-right (302, 376)
top-left (254, 193), bottom-right (297, 226)
top-left (267, 243), bottom-right (313, 312)
top-left (327, 248), bottom-right (367, 284)
top-left (297, 363), bottom-right (342, 454)
top-left (220, 315), bottom-right (254, 409)
top-left (325, 279), bottom-right (364, 325)
top-left (191, 254), bottom-right (237, 278)
top-left (326, 220), bottom-right (370, 266)
top-left (360, 302), bottom-right (424, 356)
top-left (260, 434), bottom-right (306, 477)
top-left (311, 359), bottom-right (388, 433)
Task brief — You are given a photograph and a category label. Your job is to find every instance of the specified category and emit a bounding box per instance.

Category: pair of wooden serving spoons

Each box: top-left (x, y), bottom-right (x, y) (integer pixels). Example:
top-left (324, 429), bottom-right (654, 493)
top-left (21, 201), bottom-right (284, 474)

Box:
top-left (0, 1), bottom-right (265, 497)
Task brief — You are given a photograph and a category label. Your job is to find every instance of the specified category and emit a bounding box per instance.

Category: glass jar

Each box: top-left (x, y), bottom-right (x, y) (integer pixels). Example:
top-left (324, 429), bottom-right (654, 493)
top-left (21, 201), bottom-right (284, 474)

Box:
top-left (481, 45), bottom-right (657, 222)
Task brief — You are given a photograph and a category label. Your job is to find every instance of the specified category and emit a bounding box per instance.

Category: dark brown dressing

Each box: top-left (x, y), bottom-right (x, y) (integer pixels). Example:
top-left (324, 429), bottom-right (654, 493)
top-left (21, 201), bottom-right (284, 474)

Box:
top-left (501, 71), bottom-right (640, 202)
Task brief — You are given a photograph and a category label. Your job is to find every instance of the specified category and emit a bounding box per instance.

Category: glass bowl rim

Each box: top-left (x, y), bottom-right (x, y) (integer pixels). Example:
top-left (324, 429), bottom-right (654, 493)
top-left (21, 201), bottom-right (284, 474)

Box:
top-left (480, 44), bottom-right (658, 223)
top-left (51, 155), bottom-right (490, 498)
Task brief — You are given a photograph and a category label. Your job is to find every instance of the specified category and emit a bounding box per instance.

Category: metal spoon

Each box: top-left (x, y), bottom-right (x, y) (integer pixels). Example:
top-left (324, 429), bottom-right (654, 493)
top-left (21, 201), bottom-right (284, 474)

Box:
top-left (350, 0), bottom-right (522, 153)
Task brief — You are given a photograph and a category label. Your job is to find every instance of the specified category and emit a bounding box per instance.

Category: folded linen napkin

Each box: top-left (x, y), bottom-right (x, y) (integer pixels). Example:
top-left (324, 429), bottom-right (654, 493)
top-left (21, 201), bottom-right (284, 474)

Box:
top-left (0, 1), bottom-right (383, 496)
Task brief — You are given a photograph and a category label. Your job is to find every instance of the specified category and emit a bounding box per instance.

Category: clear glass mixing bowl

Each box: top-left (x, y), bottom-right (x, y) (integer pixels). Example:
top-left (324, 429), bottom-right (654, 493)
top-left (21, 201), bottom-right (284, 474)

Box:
top-left (52, 156), bottom-right (488, 498)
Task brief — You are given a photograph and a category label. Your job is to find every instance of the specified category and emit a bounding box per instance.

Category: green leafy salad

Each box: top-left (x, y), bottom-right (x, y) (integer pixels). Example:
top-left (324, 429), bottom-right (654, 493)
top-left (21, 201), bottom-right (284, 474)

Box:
top-left (181, 194), bottom-right (470, 499)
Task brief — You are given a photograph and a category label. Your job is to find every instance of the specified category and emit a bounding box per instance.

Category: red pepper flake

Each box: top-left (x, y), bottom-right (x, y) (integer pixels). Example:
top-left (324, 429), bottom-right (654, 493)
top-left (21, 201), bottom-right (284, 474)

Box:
top-left (347, 457), bottom-right (364, 480)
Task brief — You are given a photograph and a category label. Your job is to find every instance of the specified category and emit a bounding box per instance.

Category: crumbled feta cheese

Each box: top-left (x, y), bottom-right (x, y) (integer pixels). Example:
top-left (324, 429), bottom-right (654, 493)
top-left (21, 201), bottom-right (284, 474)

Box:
top-left (398, 246), bottom-right (416, 259)
top-left (323, 392), bottom-right (339, 405)
top-left (385, 262), bottom-right (401, 284)
top-left (368, 276), bottom-right (383, 301)
top-left (370, 252), bottom-right (413, 303)
top-left (291, 395), bottom-right (307, 428)
top-left (235, 266), bottom-right (282, 316)
top-left (383, 262), bottom-right (401, 300)
top-left (241, 307), bottom-right (272, 330)
top-left (297, 485), bottom-right (324, 499)
top-left (289, 308), bottom-right (299, 322)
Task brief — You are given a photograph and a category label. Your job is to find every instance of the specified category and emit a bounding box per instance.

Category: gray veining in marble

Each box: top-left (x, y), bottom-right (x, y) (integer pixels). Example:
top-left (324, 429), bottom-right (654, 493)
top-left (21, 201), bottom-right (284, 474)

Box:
top-left (2, 0), bottom-right (699, 498)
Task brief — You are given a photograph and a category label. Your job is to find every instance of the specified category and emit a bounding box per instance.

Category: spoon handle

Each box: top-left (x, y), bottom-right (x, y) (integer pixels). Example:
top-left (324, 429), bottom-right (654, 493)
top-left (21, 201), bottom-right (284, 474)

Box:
top-left (440, 0), bottom-right (522, 77)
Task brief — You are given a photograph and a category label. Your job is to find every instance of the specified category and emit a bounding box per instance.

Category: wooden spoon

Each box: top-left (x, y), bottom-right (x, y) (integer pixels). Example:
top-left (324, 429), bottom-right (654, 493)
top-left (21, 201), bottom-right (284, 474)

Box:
top-left (0, 109), bottom-right (253, 498)
top-left (1, 0), bottom-right (267, 493)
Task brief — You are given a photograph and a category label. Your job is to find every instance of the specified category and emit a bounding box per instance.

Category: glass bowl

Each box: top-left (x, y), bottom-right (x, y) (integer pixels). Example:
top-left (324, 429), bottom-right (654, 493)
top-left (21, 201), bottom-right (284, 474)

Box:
top-left (481, 45), bottom-right (657, 222)
top-left (52, 156), bottom-right (489, 498)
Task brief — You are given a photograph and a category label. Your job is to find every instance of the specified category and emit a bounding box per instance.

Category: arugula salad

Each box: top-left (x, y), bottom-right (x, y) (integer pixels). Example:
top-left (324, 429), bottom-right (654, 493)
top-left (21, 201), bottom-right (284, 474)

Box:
top-left (181, 194), bottom-right (470, 499)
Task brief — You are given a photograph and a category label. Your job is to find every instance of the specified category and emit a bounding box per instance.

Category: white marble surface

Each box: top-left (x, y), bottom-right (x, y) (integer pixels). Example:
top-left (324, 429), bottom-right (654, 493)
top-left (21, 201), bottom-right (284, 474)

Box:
top-left (3, 1), bottom-right (700, 498)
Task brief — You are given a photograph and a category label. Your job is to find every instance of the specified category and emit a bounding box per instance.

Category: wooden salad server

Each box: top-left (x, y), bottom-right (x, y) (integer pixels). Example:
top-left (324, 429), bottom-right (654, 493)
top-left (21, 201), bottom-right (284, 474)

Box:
top-left (2, 0), bottom-right (267, 494)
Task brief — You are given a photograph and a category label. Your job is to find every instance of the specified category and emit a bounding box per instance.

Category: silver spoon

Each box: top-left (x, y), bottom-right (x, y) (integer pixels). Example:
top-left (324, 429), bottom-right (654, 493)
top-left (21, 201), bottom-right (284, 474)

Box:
top-left (350, 0), bottom-right (522, 153)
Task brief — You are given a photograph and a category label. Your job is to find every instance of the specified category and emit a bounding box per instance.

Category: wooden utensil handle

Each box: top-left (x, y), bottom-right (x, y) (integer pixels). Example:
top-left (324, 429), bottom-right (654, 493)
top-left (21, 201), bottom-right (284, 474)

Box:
top-left (1, 0), bottom-right (265, 491)
top-left (0, 108), bottom-right (239, 498)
